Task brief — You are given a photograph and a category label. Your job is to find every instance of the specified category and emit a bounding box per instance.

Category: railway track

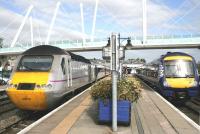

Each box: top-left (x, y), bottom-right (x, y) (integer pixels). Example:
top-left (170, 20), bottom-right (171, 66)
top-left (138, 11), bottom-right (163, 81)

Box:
top-left (0, 90), bottom-right (26, 134)
top-left (0, 79), bottom-right (99, 134)
top-left (136, 75), bottom-right (200, 125)
top-left (0, 109), bottom-right (30, 134)
top-left (2, 111), bottom-right (47, 134)
top-left (0, 90), bottom-right (16, 114)
top-left (185, 98), bottom-right (200, 113)
top-left (0, 88), bottom-right (34, 133)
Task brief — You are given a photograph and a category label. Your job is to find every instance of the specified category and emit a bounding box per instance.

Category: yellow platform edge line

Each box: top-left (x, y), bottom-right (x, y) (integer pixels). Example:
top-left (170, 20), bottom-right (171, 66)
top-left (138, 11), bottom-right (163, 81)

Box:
top-left (50, 95), bottom-right (91, 134)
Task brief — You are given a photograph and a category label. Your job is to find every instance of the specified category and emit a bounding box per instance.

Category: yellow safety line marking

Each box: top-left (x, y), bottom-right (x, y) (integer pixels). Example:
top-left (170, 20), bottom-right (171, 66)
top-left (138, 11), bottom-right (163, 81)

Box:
top-left (50, 95), bottom-right (91, 134)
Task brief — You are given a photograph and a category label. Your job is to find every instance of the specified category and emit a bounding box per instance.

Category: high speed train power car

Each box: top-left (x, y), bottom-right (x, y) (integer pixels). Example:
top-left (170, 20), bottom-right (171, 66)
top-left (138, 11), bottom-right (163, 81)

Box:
top-left (137, 52), bottom-right (199, 100)
top-left (6, 45), bottom-right (107, 110)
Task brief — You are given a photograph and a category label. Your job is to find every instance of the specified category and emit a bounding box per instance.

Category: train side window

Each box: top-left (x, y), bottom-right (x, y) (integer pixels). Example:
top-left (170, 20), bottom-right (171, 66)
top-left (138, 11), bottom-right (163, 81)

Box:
top-left (61, 58), bottom-right (66, 75)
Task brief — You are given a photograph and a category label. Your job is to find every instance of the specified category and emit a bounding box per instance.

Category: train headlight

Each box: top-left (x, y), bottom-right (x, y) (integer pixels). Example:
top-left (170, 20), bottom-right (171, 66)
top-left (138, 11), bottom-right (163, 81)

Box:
top-left (41, 84), bottom-right (46, 88)
top-left (7, 83), bottom-right (13, 88)
top-left (14, 84), bottom-right (18, 88)
top-left (163, 81), bottom-right (170, 87)
top-left (46, 84), bottom-right (53, 89)
top-left (36, 85), bottom-right (41, 89)
top-left (190, 80), bottom-right (198, 87)
top-left (7, 83), bottom-right (18, 88)
top-left (39, 84), bottom-right (52, 90)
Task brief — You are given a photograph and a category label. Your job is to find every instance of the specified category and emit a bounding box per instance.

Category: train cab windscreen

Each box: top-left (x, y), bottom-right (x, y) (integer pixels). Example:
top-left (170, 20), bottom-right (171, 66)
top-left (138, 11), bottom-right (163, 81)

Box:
top-left (17, 55), bottom-right (53, 71)
top-left (164, 60), bottom-right (194, 78)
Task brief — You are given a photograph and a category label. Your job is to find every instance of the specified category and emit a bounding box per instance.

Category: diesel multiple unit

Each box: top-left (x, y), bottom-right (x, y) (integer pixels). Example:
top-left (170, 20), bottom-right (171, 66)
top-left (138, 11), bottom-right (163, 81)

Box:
top-left (137, 52), bottom-right (199, 100)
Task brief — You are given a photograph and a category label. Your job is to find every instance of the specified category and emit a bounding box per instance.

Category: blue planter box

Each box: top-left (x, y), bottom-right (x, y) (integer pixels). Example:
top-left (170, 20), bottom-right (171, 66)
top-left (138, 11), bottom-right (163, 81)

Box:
top-left (98, 99), bottom-right (131, 124)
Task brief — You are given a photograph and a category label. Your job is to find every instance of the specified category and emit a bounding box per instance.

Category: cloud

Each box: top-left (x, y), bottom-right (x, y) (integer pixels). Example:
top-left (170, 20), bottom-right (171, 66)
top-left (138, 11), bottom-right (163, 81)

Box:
top-left (0, 3), bottom-right (87, 47)
top-left (0, 0), bottom-right (200, 46)
top-left (0, 0), bottom-right (200, 62)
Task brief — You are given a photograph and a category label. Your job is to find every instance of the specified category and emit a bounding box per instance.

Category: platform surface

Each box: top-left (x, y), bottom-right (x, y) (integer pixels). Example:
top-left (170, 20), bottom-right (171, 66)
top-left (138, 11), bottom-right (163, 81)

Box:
top-left (135, 80), bottom-right (200, 134)
top-left (20, 78), bottom-right (200, 134)
top-left (23, 89), bottom-right (133, 134)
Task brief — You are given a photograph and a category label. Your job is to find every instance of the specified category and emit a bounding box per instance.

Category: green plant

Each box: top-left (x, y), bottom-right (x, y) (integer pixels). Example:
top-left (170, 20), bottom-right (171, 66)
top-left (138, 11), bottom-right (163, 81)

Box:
top-left (90, 79), bottom-right (112, 102)
top-left (90, 77), bottom-right (142, 103)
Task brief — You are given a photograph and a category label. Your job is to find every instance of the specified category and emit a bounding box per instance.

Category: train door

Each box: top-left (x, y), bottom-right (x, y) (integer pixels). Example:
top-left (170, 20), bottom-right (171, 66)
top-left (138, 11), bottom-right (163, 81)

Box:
top-left (61, 57), bottom-right (68, 91)
top-left (91, 64), bottom-right (96, 81)
top-left (88, 64), bottom-right (91, 82)
top-left (67, 59), bottom-right (72, 87)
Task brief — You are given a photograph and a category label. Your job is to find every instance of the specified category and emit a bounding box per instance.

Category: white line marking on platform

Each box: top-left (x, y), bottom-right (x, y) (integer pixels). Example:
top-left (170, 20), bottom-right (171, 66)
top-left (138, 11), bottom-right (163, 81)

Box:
top-left (18, 88), bottom-right (90, 134)
top-left (154, 91), bottom-right (200, 131)
top-left (142, 81), bottom-right (200, 131)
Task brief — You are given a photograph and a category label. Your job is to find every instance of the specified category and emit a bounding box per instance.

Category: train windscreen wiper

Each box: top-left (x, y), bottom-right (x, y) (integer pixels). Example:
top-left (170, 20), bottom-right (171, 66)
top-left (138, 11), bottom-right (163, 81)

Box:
top-left (185, 74), bottom-right (194, 78)
top-left (23, 65), bottom-right (34, 71)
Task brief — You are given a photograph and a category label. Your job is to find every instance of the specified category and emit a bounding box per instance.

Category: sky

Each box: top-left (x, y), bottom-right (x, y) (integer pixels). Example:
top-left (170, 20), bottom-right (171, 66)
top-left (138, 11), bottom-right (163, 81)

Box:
top-left (0, 0), bottom-right (200, 62)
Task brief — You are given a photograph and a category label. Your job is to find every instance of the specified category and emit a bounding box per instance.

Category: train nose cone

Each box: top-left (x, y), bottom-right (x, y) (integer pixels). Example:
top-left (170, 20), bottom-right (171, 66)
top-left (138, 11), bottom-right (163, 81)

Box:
top-left (7, 89), bottom-right (47, 110)
top-left (166, 78), bottom-right (195, 88)
top-left (7, 72), bottom-right (50, 110)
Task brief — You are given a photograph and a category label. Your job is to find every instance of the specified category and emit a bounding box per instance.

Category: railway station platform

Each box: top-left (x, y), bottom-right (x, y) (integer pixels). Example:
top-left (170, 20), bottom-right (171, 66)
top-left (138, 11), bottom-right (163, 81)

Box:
top-left (18, 77), bottom-right (200, 134)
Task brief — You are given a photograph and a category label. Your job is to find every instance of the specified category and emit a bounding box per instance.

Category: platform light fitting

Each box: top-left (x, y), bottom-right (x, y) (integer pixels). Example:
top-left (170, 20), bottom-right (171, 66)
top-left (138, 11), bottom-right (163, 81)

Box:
top-left (102, 37), bottom-right (111, 60)
top-left (106, 37), bottom-right (110, 47)
top-left (125, 37), bottom-right (132, 48)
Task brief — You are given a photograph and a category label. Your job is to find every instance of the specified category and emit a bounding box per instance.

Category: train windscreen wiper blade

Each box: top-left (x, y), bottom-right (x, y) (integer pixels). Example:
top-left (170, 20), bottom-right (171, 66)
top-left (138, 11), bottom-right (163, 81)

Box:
top-left (23, 65), bottom-right (34, 71)
top-left (185, 74), bottom-right (194, 78)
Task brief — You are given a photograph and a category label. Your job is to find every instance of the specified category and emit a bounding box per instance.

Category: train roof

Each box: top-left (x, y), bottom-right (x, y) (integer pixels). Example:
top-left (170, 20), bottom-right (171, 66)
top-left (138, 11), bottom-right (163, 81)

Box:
top-left (23, 45), bottom-right (91, 64)
top-left (148, 52), bottom-right (194, 65)
top-left (162, 52), bottom-right (193, 59)
top-left (68, 51), bottom-right (91, 64)
top-left (23, 45), bottom-right (68, 55)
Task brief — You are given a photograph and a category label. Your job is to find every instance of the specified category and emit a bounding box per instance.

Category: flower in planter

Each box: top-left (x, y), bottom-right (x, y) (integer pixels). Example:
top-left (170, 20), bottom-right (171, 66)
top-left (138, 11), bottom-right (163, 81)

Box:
top-left (90, 79), bottom-right (112, 104)
top-left (117, 77), bottom-right (142, 102)
top-left (90, 77), bottom-right (142, 103)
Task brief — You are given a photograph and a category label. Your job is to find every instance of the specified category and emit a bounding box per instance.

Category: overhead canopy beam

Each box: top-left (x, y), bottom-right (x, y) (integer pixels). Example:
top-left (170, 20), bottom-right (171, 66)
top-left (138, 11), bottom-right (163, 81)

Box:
top-left (126, 44), bottom-right (200, 50)
top-left (1, 44), bottom-right (200, 56)
top-left (64, 44), bottom-right (200, 52)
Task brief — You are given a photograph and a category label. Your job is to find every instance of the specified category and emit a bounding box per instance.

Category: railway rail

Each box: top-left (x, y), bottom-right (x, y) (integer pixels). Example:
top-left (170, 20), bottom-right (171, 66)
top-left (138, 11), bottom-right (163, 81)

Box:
top-left (185, 98), bottom-right (200, 113)
top-left (0, 89), bottom-right (25, 134)
top-left (0, 89), bottom-right (15, 115)
top-left (0, 94), bottom-right (72, 134)
top-left (136, 75), bottom-right (200, 125)
top-left (0, 76), bottom-right (105, 134)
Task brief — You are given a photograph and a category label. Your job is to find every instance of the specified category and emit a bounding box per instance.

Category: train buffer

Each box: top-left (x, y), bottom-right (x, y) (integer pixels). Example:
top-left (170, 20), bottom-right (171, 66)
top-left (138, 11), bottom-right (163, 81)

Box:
top-left (18, 79), bottom-right (200, 134)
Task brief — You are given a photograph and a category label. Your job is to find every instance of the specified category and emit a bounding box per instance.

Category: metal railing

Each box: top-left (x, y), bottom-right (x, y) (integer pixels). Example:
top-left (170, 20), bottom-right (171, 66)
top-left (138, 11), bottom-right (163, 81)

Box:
top-left (1, 34), bottom-right (200, 54)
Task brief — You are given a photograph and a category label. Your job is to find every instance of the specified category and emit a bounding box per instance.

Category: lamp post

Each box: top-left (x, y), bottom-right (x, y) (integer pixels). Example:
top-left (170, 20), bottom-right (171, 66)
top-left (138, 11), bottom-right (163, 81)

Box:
top-left (102, 33), bottom-right (132, 132)
top-left (118, 34), bottom-right (132, 78)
